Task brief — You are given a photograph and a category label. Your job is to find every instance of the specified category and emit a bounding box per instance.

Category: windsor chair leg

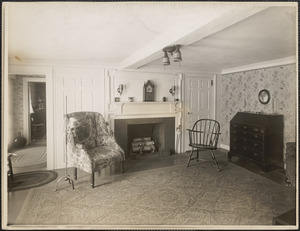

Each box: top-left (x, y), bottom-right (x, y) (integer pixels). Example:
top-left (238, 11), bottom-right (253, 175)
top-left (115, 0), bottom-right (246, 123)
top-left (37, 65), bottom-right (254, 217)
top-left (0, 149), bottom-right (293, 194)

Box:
top-left (210, 150), bottom-right (220, 171)
top-left (91, 172), bottom-right (95, 188)
top-left (73, 167), bottom-right (77, 180)
top-left (186, 148), bottom-right (194, 167)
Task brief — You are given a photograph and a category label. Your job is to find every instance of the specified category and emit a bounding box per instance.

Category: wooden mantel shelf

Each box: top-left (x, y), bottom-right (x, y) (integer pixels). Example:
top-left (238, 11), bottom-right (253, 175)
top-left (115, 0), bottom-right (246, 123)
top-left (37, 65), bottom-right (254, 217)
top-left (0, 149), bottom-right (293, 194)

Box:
top-left (108, 101), bottom-right (183, 117)
top-left (112, 101), bottom-right (182, 104)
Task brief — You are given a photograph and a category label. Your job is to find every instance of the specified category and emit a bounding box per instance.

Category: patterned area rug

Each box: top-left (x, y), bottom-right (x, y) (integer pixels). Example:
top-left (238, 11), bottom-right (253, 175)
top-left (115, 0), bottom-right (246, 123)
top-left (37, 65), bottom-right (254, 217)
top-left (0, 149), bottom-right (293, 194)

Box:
top-left (16, 162), bottom-right (295, 227)
top-left (12, 147), bottom-right (47, 168)
top-left (9, 171), bottom-right (58, 192)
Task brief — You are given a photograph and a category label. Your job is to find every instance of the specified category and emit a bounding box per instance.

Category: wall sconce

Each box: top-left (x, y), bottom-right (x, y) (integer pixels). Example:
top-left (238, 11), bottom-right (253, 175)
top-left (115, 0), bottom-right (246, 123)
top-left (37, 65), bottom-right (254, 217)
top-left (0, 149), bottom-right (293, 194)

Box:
top-left (162, 45), bottom-right (182, 66)
top-left (169, 86), bottom-right (176, 96)
top-left (117, 84), bottom-right (124, 96)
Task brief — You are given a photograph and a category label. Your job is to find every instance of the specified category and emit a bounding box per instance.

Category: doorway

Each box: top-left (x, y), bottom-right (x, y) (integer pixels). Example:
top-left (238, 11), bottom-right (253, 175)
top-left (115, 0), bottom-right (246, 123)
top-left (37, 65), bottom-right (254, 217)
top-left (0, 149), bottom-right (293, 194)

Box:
top-left (8, 75), bottom-right (48, 174)
top-left (184, 75), bottom-right (216, 152)
top-left (29, 82), bottom-right (47, 145)
top-left (7, 66), bottom-right (54, 171)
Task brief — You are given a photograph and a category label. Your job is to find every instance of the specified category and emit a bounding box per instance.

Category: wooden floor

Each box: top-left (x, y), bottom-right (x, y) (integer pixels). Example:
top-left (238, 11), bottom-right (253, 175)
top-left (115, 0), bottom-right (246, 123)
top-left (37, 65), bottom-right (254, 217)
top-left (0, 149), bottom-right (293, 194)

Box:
top-left (7, 148), bottom-right (289, 224)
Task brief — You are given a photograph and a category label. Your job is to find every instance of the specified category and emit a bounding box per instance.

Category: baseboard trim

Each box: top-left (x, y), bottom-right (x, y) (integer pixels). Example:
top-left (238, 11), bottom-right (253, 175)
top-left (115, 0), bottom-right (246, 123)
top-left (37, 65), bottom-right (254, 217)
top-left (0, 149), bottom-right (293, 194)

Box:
top-left (220, 144), bottom-right (230, 150)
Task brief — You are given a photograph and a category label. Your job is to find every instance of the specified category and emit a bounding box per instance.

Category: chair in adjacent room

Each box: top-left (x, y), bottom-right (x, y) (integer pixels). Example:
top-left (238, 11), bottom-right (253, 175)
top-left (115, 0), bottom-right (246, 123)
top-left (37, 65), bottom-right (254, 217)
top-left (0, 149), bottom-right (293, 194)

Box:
top-left (66, 111), bottom-right (125, 188)
top-left (30, 108), bottom-right (46, 139)
top-left (186, 119), bottom-right (221, 171)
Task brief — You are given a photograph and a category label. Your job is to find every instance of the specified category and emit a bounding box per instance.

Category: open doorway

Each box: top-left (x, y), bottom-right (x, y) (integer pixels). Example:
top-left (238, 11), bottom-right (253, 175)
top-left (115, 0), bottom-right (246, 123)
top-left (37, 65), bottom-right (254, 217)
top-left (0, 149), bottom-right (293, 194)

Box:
top-left (29, 82), bottom-right (47, 145)
top-left (8, 75), bottom-right (47, 174)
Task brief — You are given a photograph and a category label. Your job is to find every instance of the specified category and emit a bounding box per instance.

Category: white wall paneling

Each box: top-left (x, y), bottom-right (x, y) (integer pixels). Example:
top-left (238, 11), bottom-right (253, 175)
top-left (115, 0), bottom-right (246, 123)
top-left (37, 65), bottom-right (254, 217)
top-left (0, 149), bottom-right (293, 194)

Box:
top-left (54, 68), bottom-right (105, 169)
top-left (107, 70), bottom-right (184, 153)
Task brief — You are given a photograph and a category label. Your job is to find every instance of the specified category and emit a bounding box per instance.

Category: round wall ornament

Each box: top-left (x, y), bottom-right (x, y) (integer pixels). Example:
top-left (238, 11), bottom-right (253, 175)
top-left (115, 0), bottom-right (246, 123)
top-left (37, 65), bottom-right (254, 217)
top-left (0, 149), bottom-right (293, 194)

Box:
top-left (258, 89), bottom-right (271, 104)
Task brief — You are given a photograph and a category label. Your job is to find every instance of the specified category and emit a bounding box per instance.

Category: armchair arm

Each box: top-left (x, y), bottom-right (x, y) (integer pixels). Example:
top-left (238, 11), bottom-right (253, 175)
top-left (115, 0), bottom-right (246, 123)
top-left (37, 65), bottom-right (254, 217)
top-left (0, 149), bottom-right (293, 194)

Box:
top-left (100, 135), bottom-right (125, 155)
top-left (187, 129), bottom-right (220, 148)
top-left (66, 137), bottom-right (93, 174)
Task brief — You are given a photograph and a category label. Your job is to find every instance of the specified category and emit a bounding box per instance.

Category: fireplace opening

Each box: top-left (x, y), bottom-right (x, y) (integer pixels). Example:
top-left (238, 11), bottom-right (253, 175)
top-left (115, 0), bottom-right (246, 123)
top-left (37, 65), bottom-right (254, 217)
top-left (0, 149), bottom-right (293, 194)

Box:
top-left (128, 123), bottom-right (165, 154)
top-left (114, 117), bottom-right (175, 157)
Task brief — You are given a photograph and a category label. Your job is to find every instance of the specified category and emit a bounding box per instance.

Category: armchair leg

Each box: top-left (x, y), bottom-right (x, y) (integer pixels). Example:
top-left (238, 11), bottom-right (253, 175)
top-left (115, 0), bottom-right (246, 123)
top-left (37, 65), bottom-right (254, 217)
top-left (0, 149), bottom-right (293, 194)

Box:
top-left (210, 150), bottom-right (220, 171)
top-left (186, 148), bottom-right (194, 167)
top-left (121, 161), bottom-right (124, 173)
top-left (91, 172), bottom-right (95, 188)
top-left (73, 167), bottom-right (77, 180)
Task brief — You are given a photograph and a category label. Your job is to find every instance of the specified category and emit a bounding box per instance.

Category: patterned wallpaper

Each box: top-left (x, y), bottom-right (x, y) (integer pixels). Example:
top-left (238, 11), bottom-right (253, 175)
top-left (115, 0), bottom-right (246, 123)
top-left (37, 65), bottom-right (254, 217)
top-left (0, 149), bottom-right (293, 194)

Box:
top-left (221, 64), bottom-right (296, 157)
top-left (13, 76), bottom-right (24, 137)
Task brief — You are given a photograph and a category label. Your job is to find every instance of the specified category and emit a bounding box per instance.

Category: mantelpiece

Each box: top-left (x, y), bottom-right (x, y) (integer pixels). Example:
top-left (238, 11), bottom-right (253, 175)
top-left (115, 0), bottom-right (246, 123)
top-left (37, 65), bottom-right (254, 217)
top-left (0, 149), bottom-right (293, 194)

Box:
top-left (108, 101), bottom-right (183, 153)
top-left (108, 101), bottom-right (182, 119)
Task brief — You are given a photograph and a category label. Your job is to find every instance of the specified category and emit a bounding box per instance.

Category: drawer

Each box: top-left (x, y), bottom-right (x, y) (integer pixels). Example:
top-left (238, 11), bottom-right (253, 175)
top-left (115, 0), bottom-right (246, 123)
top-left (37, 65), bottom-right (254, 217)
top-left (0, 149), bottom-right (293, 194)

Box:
top-left (249, 132), bottom-right (265, 142)
top-left (230, 128), bottom-right (246, 137)
top-left (231, 136), bottom-right (254, 145)
top-left (230, 144), bottom-right (251, 156)
top-left (231, 130), bottom-right (264, 142)
top-left (250, 151), bottom-right (264, 162)
top-left (250, 141), bottom-right (264, 152)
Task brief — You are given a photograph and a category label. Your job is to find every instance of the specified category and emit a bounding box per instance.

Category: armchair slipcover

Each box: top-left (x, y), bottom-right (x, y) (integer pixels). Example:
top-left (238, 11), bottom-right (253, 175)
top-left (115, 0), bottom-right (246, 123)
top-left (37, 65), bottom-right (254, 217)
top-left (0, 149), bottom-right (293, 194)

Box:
top-left (66, 111), bottom-right (125, 188)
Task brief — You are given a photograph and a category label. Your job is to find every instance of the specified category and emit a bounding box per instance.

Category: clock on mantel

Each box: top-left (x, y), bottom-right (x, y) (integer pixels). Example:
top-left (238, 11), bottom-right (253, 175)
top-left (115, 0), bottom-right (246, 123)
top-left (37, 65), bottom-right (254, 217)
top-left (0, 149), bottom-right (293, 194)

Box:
top-left (143, 80), bottom-right (155, 102)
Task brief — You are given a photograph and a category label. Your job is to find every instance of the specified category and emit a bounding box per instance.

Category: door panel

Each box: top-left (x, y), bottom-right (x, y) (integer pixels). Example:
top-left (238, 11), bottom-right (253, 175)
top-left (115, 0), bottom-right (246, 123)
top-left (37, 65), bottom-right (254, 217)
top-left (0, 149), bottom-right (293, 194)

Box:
top-left (185, 76), bottom-right (215, 151)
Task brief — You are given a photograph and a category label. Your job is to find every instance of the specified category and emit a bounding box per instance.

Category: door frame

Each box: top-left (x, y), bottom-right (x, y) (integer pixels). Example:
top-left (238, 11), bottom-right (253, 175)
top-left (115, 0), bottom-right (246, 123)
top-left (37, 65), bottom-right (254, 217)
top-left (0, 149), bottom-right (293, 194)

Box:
top-left (8, 65), bottom-right (54, 170)
top-left (183, 74), bottom-right (217, 152)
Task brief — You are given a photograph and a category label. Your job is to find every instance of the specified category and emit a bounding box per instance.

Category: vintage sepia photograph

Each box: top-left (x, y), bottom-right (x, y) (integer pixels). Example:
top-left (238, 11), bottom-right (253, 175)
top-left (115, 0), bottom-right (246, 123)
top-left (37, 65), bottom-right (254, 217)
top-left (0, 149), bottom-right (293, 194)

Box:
top-left (2, 1), bottom-right (298, 230)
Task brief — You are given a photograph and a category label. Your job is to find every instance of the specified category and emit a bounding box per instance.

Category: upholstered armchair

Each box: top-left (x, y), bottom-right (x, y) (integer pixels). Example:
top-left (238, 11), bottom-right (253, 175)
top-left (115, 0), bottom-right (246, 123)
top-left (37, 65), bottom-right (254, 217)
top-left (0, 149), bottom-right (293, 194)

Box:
top-left (66, 111), bottom-right (125, 188)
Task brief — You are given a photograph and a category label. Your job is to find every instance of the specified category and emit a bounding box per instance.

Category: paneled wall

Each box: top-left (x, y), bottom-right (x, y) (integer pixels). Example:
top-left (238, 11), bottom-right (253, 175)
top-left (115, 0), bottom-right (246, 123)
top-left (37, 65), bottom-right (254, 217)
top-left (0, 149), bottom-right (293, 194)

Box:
top-left (109, 70), bottom-right (180, 103)
top-left (220, 64), bottom-right (296, 159)
top-left (54, 67), bottom-right (105, 169)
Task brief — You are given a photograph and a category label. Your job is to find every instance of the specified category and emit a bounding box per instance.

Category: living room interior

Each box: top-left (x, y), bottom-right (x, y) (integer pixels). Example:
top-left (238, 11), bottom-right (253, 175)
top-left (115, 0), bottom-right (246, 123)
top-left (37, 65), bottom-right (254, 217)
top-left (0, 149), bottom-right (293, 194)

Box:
top-left (2, 2), bottom-right (298, 229)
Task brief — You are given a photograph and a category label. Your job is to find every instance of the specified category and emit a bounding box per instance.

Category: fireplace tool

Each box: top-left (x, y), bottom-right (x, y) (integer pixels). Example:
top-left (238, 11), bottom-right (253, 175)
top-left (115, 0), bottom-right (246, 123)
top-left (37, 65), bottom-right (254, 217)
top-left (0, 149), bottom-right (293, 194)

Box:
top-left (55, 96), bottom-right (74, 191)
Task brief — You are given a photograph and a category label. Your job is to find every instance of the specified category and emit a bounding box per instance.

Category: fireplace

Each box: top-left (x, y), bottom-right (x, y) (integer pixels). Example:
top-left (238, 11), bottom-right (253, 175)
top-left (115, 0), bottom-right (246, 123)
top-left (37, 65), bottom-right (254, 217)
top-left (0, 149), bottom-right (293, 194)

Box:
top-left (114, 117), bottom-right (175, 156)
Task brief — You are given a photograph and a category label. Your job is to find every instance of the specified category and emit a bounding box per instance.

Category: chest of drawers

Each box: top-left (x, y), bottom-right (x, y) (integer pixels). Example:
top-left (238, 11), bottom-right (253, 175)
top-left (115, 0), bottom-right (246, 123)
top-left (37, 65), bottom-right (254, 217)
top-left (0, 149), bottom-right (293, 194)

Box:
top-left (228, 112), bottom-right (283, 171)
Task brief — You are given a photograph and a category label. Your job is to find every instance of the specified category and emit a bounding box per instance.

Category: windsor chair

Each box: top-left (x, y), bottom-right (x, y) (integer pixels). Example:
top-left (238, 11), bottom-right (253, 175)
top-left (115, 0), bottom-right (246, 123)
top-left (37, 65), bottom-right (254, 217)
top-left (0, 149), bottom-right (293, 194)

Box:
top-left (186, 119), bottom-right (221, 171)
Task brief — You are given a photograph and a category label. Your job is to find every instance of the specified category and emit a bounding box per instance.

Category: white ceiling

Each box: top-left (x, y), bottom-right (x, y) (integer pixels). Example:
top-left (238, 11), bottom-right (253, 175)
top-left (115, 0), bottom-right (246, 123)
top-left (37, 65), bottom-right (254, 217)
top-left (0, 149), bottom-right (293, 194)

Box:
top-left (6, 2), bottom-right (297, 73)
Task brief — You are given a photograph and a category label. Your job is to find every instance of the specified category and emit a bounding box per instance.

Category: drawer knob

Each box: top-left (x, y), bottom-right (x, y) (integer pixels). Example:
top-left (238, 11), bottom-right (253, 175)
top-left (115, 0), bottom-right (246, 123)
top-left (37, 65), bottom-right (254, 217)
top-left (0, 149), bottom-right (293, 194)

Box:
top-left (253, 153), bottom-right (258, 156)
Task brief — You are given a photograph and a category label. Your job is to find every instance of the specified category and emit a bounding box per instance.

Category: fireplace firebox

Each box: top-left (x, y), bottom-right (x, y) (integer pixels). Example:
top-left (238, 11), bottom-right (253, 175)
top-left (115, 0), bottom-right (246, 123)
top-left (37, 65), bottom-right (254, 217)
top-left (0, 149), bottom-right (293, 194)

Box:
top-left (114, 117), bottom-right (175, 157)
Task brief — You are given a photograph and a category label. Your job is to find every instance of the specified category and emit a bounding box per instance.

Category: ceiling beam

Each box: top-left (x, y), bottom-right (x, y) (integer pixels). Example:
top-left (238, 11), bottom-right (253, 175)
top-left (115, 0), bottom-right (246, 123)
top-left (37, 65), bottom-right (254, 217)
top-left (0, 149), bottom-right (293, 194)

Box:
top-left (119, 5), bottom-right (270, 70)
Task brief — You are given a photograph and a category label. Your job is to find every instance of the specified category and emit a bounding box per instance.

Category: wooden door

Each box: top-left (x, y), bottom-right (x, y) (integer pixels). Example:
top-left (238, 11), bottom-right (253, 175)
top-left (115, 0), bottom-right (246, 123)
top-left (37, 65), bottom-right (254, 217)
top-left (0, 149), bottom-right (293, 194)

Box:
top-left (184, 76), bottom-right (215, 151)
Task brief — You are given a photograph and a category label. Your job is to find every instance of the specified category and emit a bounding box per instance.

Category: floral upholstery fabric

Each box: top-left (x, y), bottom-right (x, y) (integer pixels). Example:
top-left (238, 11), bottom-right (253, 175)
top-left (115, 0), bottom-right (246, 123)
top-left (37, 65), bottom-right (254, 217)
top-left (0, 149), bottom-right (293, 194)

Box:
top-left (66, 111), bottom-right (125, 174)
